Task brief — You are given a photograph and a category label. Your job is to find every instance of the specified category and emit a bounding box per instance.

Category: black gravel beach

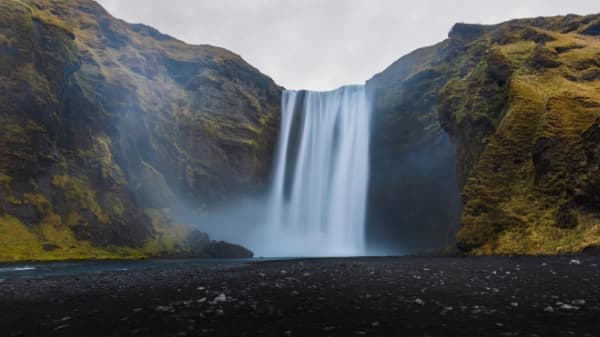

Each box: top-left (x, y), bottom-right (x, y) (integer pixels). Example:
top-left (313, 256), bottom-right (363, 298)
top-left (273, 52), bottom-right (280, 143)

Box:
top-left (1, 256), bottom-right (599, 337)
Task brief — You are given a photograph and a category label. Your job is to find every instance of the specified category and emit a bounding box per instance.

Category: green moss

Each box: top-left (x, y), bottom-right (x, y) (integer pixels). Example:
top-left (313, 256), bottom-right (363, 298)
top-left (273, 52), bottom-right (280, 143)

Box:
top-left (0, 214), bottom-right (45, 261)
top-left (0, 172), bottom-right (20, 205)
top-left (23, 193), bottom-right (52, 215)
top-left (51, 175), bottom-right (109, 223)
top-left (0, 212), bottom-right (149, 262)
top-left (0, 172), bottom-right (11, 192)
top-left (445, 21), bottom-right (600, 254)
top-left (112, 198), bottom-right (125, 217)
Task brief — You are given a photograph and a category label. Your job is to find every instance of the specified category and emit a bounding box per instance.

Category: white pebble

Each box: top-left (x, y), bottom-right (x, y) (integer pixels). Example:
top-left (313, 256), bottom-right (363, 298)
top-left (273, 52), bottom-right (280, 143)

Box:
top-left (560, 304), bottom-right (579, 311)
top-left (214, 293), bottom-right (227, 302)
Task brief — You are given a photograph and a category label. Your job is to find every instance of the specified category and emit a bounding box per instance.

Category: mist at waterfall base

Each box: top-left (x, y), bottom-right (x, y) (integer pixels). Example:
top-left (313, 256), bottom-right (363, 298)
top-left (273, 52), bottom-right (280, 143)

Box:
top-left (196, 85), bottom-right (371, 257)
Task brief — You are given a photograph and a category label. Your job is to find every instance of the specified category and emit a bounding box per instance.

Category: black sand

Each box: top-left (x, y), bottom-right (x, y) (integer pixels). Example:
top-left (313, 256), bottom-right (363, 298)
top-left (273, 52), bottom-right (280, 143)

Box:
top-left (1, 256), bottom-right (599, 337)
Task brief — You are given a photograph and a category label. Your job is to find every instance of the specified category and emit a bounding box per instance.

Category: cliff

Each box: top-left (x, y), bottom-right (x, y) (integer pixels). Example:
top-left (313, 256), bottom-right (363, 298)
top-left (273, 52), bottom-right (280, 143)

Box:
top-left (366, 39), bottom-right (463, 253)
top-left (369, 14), bottom-right (600, 254)
top-left (0, 0), bottom-right (280, 261)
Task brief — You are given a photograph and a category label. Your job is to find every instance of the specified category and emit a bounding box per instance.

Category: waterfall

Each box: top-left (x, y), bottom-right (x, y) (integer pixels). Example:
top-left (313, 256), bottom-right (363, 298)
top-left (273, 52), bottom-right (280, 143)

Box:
top-left (263, 85), bottom-right (371, 257)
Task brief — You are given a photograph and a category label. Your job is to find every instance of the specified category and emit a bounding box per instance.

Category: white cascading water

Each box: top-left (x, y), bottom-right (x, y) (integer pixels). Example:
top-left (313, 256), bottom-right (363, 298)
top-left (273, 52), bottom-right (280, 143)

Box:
top-left (261, 85), bottom-right (371, 257)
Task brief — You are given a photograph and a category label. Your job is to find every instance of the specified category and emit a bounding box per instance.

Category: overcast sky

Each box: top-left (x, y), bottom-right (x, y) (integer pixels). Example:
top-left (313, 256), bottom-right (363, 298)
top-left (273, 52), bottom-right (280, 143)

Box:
top-left (96, 0), bottom-right (600, 90)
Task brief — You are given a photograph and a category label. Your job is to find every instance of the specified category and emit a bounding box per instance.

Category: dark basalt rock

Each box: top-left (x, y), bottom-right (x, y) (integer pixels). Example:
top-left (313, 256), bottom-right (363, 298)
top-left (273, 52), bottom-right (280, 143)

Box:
top-left (186, 230), bottom-right (211, 256)
top-left (581, 68), bottom-right (600, 82)
top-left (528, 45), bottom-right (562, 69)
top-left (449, 23), bottom-right (491, 41)
top-left (581, 21), bottom-right (600, 36)
top-left (555, 204), bottom-right (578, 229)
top-left (206, 241), bottom-right (254, 259)
top-left (573, 118), bottom-right (600, 211)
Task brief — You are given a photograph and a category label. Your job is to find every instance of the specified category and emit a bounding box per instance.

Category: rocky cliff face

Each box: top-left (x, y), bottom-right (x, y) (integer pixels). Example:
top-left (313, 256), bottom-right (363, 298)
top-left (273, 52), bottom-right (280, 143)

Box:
top-left (366, 41), bottom-right (463, 254)
top-left (0, 0), bottom-right (280, 261)
top-left (441, 15), bottom-right (600, 254)
top-left (370, 14), bottom-right (600, 254)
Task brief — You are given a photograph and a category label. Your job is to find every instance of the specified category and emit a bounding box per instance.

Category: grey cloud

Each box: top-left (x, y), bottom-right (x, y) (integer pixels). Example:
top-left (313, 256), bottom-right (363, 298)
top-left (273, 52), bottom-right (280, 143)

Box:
top-left (96, 0), bottom-right (600, 90)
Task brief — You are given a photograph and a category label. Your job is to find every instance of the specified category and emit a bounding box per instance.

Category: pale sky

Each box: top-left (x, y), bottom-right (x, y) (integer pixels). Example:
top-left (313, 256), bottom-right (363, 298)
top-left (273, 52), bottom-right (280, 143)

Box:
top-left (96, 0), bottom-right (600, 90)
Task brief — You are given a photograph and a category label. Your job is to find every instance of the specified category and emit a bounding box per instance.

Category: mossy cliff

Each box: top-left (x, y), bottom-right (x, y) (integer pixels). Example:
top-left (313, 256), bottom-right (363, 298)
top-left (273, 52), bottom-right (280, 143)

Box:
top-left (0, 0), bottom-right (278, 261)
top-left (370, 14), bottom-right (600, 254)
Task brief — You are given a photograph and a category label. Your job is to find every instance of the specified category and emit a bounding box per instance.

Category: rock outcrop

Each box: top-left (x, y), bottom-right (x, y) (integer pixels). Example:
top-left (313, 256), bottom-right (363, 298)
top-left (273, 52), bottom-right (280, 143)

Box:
top-left (370, 13), bottom-right (600, 254)
top-left (366, 41), bottom-right (463, 254)
top-left (0, 0), bottom-right (280, 261)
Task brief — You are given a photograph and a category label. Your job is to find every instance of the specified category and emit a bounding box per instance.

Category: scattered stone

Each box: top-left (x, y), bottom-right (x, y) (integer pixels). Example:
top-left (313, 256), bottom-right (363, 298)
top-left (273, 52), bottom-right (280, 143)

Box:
top-left (197, 297), bottom-right (207, 303)
top-left (214, 293), bottom-right (227, 302)
top-left (54, 324), bottom-right (70, 331)
top-left (197, 286), bottom-right (205, 291)
top-left (543, 306), bottom-right (555, 313)
top-left (371, 321), bottom-right (380, 327)
top-left (155, 305), bottom-right (174, 312)
top-left (133, 308), bottom-right (143, 313)
top-left (559, 304), bottom-right (579, 311)
top-left (56, 316), bottom-right (71, 322)
top-left (414, 298), bottom-right (424, 305)
top-left (510, 302), bottom-right (519, 307)
top-left (572, 299), bottom-right (586, 306)
top-left (215, 309), bottom-right (225, 316)
top-left (569, 259), bottom-right (582, 265)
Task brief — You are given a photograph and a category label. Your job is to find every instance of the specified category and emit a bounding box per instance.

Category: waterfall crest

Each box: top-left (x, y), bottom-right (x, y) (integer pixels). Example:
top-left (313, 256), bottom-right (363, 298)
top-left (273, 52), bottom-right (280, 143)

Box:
top-left (263, 85), bottom-right (371, 256)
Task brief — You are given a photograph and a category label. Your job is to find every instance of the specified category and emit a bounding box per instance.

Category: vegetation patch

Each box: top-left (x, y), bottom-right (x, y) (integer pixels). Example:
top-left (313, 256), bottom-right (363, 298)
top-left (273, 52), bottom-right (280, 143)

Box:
top-left (51, 175), bottom-right (109, 223)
